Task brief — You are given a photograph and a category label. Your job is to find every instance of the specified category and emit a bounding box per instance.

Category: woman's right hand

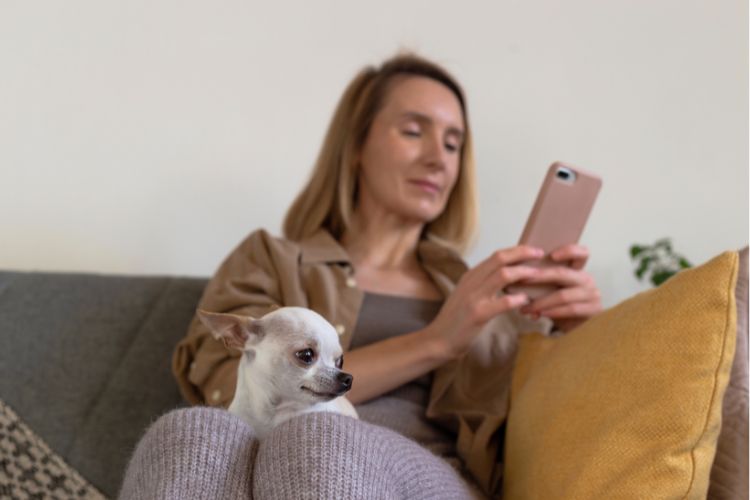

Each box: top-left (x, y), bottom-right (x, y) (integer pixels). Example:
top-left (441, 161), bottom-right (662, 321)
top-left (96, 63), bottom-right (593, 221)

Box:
top-left (424, 245), bottom-right (545, 361)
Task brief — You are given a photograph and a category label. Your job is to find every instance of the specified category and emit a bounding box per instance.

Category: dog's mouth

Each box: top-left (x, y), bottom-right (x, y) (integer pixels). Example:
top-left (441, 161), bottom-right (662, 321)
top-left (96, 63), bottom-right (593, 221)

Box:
top-left (300, 386), bottom-right (339, 400)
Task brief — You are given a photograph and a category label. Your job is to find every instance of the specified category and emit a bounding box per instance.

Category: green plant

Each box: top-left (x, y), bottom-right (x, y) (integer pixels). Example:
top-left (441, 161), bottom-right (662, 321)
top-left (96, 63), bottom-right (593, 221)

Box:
top-left (630, 238), bottom-right (692, 287)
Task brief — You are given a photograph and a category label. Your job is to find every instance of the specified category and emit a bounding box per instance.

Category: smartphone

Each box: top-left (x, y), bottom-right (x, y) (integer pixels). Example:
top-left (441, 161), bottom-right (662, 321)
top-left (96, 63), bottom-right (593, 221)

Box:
top-left (505, 162), bottom-right (602, 300)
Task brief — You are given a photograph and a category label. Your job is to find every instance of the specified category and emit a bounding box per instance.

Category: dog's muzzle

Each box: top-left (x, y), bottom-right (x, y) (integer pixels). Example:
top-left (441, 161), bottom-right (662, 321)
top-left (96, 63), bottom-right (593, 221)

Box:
top-left (335, 371), bottom-right (353, 395)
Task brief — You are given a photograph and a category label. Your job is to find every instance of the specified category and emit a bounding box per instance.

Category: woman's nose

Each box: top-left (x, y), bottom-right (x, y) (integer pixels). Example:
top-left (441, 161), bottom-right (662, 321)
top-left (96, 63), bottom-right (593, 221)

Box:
top-left (422, 132), bottom-right (448, 169)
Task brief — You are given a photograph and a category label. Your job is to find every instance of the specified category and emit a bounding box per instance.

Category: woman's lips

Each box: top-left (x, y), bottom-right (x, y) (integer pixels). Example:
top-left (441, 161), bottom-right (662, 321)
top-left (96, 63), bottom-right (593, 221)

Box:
top-left (409, 179), bottom-right (441, 194)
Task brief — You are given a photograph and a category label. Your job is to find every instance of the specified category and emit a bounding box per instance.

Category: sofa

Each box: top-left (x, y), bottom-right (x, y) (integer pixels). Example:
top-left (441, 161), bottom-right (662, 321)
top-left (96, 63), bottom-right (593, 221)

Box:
top-left (0, 272), bottom-right (204, 498)
top-left (0, 248), bottom-right (747, 499)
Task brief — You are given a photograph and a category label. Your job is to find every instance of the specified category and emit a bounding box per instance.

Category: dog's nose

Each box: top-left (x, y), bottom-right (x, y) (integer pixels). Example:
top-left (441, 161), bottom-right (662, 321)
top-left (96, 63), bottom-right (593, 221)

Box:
top-left (337, 372), bottom-right (353, 390)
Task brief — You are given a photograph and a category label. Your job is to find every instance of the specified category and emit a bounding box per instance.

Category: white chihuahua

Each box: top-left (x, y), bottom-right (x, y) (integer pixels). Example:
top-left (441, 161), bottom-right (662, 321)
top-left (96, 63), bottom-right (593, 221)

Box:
top-left (197, 307), bottom-right (358, 436)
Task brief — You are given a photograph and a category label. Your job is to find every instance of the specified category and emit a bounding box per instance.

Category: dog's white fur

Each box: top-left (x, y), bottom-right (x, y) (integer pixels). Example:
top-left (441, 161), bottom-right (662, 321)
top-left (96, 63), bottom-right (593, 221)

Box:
top-left (198, 307), bottom-right (358, 436)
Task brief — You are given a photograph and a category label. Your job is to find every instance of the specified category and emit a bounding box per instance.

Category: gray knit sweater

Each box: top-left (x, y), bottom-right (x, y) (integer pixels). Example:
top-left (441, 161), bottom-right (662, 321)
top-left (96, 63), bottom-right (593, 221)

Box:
top-left (119, 407), bottom-right (480, 499)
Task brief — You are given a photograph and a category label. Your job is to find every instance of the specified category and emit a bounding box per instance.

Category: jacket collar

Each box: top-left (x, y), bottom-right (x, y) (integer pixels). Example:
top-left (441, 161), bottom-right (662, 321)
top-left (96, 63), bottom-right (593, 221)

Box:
top-left (298, 230), bottom-right (351, 264)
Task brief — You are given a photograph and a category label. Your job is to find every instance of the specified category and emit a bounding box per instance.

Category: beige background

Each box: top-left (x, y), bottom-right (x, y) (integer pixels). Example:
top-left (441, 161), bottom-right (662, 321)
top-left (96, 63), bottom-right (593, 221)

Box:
top-left (1, 0), bottom-right (747, 306)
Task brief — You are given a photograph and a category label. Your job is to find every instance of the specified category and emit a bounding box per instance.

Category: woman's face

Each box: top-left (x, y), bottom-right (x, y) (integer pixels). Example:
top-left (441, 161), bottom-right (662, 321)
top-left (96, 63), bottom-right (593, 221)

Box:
top-left (356, 76), bottom-right (465, 225)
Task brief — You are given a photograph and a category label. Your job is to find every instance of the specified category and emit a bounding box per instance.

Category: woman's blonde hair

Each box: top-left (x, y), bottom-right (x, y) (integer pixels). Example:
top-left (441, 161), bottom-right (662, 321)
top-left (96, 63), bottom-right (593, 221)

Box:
top-left (282, 53), bottom-right (477, 254)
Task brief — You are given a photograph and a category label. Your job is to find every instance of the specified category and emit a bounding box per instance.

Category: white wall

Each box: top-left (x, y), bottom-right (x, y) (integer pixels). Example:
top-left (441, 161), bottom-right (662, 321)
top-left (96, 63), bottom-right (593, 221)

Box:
top-left (1, 0), bottom-right (747, 307)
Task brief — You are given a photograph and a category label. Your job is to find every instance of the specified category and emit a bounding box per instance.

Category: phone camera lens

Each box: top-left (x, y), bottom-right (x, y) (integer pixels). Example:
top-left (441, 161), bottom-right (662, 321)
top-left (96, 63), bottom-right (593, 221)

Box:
top-left (555, 167), bottom-right (576, 183)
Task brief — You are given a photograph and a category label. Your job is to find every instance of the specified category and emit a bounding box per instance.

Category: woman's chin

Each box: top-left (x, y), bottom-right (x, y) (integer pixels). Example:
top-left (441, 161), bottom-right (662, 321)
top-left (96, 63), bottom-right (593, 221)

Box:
top-left (397, 213), bottom-right (444, 228)
top-left (406, 202), bottom-right (447, 223)
top-left (370, 200), bottom-right (446, 226)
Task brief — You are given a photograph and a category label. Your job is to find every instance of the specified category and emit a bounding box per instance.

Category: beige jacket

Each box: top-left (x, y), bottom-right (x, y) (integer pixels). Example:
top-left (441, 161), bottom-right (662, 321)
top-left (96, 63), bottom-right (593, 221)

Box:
top-left (172, 228), bottom-right (549, 495)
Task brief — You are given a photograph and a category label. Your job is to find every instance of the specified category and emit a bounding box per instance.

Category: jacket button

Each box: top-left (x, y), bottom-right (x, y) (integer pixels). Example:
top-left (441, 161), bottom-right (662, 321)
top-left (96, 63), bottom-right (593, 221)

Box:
top-left (335, 324), bottom-right (345, 336)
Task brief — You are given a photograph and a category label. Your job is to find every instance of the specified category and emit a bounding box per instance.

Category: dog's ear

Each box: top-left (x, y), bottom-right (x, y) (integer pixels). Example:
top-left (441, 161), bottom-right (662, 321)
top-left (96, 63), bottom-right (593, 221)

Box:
top-left (197, 310), bottom-right (262, 351)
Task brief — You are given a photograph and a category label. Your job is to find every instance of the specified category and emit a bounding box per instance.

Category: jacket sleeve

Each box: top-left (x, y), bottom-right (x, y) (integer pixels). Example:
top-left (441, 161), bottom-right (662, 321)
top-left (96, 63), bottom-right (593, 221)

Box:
top-left (171, 229), bottom-right (295, 407)
top-left (426, 309), bottom-right (553, 497)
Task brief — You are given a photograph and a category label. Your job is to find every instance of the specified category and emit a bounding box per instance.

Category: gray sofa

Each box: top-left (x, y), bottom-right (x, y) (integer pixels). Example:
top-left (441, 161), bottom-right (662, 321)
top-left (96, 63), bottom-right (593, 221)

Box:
top-left (0, 271), bottom-right (207, 498)
top-left (0, 254), bottom-right (747, 499)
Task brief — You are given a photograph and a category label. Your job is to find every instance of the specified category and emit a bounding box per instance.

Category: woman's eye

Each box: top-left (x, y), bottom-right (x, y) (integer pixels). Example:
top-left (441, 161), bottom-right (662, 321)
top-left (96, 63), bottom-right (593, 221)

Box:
top-left (402, 129), bottom-right (421, 137)
top-left (445, 143), bottom-right (458, 152)
top-left (295, 349), bottom-right (315, 364)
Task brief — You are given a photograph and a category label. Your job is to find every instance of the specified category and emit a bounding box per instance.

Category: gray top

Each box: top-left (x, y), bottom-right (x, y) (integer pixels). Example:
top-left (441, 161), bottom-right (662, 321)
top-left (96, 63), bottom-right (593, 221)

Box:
top-left (350, 291), bottom-right (443, 404)
top-left (350, 292), bottom-right (459, 464)
top-left (351, 291), bottom-right (443, 346)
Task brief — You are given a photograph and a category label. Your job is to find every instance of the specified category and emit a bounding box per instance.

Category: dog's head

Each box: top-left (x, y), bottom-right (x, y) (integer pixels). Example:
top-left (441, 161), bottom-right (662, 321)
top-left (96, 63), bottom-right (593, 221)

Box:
top-left (197, 307), bottom-right (353, 405)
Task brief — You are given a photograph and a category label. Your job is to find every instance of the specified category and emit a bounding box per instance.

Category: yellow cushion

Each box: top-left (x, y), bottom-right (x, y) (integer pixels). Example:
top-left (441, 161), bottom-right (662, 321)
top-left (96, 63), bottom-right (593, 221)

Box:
top-left (503, 251), bottom-right (739, 500)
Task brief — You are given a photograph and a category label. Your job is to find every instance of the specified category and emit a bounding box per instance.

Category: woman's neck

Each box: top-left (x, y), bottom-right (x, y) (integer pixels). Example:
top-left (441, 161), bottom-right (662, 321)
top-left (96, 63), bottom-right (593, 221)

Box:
top-left (340, 209), bottom-right (444, 300)
top-left (340, 210), bottom-right (423, 272)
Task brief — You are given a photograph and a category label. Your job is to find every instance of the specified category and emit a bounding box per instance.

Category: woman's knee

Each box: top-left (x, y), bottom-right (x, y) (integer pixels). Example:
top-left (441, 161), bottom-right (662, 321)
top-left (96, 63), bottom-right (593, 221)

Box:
top-left (119, 407), bottom-right (258, 499)
top-left (253, 411), bottom-right (475, 500)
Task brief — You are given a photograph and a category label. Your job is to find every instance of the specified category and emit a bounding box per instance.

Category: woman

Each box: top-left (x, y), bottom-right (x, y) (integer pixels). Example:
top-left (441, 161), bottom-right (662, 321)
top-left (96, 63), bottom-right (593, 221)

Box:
top-left (121, 53), bottom-right (601, 499)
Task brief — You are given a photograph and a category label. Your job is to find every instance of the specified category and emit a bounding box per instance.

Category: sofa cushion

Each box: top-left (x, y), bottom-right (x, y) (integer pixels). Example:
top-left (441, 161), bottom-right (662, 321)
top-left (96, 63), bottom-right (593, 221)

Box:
top-left (0, 271), bottom-right (206, 498)
top-left (503, 251), bottom-right (740, 499)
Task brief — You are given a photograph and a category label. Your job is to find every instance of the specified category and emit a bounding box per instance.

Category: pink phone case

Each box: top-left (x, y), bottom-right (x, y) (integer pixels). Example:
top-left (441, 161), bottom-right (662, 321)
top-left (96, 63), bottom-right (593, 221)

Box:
top-left (506, 162), bottom-right (602, 300)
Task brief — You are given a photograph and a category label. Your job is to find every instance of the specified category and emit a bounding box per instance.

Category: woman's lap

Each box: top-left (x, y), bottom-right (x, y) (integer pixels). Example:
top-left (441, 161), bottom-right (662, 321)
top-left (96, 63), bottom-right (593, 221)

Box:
top-left (119, 407), bottom-right (479, 500)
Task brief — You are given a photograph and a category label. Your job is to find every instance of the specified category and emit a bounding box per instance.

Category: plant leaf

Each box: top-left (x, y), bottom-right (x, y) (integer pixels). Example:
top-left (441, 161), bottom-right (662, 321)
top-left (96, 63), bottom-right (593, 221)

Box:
top-left (630, 238), bottom-right (691, 287)
top-left (630, 245), bottom-right (646, 259)
top-left (652, 270), bottom-right (675, 286)
top-left (653, 238), bottom-right (674, 254)
top-left (636, 257), bottom-right (652, 279)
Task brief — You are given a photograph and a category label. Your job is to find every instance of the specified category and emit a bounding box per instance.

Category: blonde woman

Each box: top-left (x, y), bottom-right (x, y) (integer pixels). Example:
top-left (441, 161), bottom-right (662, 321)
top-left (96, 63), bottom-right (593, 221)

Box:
top-left (121, 53), bottom-right (601, 499)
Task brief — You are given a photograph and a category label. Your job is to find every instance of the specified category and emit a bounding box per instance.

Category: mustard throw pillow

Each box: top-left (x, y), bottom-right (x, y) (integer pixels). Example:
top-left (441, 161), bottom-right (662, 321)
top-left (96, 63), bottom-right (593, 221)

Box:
top-left (503, 251), bottom-right (739, 500)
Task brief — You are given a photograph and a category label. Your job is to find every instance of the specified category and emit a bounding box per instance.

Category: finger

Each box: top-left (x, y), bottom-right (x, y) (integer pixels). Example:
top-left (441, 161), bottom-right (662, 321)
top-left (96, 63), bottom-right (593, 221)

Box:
top-left (475, 292), bottom-right (530, 322)
top-left (477, 264), bottom-right (541, 295)
top-left (474, 245), bottom-right (545, 276)
top-left (533, 301), bottom-right (602, 320)
top-left (461, 246), bottom-right (545, 291)
top-left (522, 286), bottom-right (596, 313)
top-left (550, 244), bottom-right (589, 270)
top-left (521, 266), bottom-right (593, 289)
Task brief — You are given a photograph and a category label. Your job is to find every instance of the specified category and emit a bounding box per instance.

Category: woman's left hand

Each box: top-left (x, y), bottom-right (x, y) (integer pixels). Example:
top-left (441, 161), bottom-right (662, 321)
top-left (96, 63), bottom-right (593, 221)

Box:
top-left (519, 244), bottom-right (602, 332)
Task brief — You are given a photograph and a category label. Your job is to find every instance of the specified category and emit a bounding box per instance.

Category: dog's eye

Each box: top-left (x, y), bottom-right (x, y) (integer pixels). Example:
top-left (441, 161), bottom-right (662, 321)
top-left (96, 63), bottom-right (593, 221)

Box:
top-left (295, 348), bottom-right (315, 365)
top-left (336, 356), bottom-right (343, 369)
